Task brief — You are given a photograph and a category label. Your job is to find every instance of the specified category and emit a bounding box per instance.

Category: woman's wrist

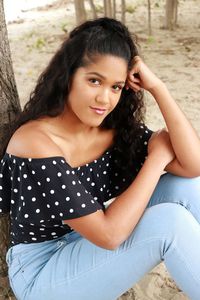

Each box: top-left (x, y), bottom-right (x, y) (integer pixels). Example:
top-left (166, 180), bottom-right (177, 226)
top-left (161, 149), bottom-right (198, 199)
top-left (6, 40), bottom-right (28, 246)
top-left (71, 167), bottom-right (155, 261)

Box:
top-left (148, 79), bottom-right (166, 96)
top-left (146, 152), bottom-right (170, 171)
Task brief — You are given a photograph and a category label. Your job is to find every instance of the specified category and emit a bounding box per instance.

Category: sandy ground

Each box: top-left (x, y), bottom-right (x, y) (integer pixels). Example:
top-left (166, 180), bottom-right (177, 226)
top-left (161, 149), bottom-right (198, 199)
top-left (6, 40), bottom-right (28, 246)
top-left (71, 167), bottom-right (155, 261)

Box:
top-left (5, 0), bottom-right (200, 299)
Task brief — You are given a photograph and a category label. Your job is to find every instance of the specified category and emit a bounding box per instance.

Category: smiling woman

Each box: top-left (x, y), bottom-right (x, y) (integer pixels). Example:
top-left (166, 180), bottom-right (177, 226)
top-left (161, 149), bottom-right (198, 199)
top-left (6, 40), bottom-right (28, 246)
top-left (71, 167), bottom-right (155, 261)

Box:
top-left (1, 17), bottom-right (200, 300)
top-left (65, 55), bottom-right (127, 128)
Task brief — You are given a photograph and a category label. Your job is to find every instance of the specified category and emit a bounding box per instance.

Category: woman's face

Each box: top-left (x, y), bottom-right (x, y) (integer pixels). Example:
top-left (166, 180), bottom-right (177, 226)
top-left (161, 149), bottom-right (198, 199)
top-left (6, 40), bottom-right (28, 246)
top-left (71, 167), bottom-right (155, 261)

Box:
top-left (66, 55), bottom-right (128, 128)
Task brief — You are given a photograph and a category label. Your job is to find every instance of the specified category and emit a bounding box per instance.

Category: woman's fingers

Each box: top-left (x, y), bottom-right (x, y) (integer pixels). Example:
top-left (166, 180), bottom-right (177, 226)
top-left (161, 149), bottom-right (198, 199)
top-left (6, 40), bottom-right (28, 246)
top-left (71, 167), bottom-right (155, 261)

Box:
top-left (131, 76), bottom-right (141, 83)
top-left (127, 56), bottom-right (161, 92)
top-left (133, 55), bottom-right (140, 61)
top-left (127, 79), bottom-right (142, 92)
top-left (126, 75), bottom-right (141, 85)
top-left (130, 56), bottom-right (141, 73)
top-left (126, 60), bottom-right (143, 92)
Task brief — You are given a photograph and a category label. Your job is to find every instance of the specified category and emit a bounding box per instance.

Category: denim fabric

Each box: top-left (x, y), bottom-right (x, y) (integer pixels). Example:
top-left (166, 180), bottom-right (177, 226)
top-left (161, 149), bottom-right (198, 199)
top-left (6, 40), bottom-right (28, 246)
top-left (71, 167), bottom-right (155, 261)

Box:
top-left (6, 173), bottom-right (200, 300)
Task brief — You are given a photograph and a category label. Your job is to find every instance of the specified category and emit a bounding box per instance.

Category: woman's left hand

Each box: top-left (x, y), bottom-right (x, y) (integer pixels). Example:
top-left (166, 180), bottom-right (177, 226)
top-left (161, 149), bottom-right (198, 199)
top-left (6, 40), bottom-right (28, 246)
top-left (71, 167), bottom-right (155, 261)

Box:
top-left (126, 56), bottom-right (162, 93)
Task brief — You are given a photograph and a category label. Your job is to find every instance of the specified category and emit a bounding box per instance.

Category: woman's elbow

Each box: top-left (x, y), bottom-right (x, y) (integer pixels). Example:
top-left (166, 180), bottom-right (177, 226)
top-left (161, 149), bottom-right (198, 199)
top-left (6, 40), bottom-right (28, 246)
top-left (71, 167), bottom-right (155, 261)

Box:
top-left (99, 235), bottom-right (122, 250)
top-left (102, 240), bottom-right (121, 251)
top-left (98, 231), bottom-right (124, 250)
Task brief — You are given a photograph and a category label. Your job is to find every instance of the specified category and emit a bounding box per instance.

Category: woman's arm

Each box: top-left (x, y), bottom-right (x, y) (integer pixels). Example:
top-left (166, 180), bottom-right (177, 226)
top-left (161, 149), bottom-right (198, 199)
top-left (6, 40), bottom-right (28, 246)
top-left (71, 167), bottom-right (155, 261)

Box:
top-left (150, 82), bottom-right (200, 176)
top-left (127, 56), bottom-right (200, 177)
top-left (65, 153), bottom-right (166, 250)
top-left (65, 131), bottom-right (175, 250)
top-left (8, 108), bottom-right (174, 251)
top-left (149, 129), bottom-right (200, 178)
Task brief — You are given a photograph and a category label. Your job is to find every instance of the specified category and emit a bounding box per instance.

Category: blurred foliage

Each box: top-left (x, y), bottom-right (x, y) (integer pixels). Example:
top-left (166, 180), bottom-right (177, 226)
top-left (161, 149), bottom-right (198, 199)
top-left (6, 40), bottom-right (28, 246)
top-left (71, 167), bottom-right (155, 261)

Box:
top-left (61, 21), bottom-right (68, 33)
top-left (125, 5), bottom-right (137, 14)
top-left (95, 4), bottom-right (104, 13)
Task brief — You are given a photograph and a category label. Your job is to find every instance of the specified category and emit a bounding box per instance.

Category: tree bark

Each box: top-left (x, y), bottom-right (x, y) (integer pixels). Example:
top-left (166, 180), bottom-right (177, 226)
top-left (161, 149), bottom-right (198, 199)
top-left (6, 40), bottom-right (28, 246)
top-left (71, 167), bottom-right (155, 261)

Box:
top-left (74, 0), bottom-right (87, 25)
top-left (0, 0), bottom-right (21, 297)
top-left (147, 0), bottom-right (152, 35)
top-left (165, 0), bottom-right (178, 30)
top-left (112, 0), bottom-right (116, 19)
top-left (174, 0), bottom-right (178, 26)
top-left (121, 0), bottom-right (126, 24)
top-left (0, 0), bottom-right (21, 155)
top-left (104, 0), bottom-right (112, 18)
top-left (88, 0), bottom-right (97, 19)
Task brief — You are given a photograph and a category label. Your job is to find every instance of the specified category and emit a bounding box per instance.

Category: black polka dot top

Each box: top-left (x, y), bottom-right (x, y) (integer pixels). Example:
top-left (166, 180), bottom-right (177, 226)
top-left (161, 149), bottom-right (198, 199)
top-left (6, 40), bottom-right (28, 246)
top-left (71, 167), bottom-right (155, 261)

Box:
top-left (0, 125), bottom-right (153, 247)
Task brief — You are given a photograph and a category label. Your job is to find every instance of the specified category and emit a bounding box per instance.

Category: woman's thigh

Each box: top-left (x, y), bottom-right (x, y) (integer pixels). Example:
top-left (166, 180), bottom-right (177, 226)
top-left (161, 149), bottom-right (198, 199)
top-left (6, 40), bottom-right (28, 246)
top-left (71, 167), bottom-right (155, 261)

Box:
top-left (24, 203), bottom-right (200, 300)
top-left (8, 175), bottom-right (200, 300)
top-left (147, 173), bottom-right (200, 222)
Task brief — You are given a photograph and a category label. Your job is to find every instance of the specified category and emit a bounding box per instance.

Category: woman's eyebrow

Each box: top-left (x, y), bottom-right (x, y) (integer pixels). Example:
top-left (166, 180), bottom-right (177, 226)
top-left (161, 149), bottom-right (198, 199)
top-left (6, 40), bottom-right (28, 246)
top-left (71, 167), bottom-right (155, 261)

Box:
top-left (85, 71), bottom-right (125, 84)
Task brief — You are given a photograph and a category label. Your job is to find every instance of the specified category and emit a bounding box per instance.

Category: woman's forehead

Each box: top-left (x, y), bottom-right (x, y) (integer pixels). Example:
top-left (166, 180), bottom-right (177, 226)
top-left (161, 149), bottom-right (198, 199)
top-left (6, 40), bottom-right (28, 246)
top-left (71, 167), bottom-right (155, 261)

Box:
top-left (79, 55), bottom-right (128, 80)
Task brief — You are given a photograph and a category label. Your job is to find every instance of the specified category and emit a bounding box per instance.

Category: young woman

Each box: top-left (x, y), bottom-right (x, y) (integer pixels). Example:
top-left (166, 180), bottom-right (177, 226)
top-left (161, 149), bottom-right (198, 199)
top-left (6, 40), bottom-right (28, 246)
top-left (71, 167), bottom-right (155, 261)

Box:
top-left (0, 17), bottom-right (200, 300)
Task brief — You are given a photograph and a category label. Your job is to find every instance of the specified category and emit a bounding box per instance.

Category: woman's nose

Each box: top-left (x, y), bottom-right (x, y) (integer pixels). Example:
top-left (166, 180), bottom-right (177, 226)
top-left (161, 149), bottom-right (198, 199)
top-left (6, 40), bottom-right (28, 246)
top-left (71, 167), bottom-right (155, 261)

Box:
top-left (95, 89), bottom-right (110, 104)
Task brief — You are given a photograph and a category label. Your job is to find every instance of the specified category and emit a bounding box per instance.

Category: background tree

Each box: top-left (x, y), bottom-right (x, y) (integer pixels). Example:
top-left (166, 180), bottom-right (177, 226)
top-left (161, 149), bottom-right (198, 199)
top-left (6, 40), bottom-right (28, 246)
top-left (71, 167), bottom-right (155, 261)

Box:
top-left (74, 0), bottom-right (87, 25)
top-left (121, 0), bottom-right (126, 24)
top-left (165, 0), bottom-right (178, 30)
top-left (88, 0), bottom-right (98, 19)
top-left (0, 0), bottom-right (21, 298)
top-left (147, 0), bottom-right (152, 36)
top-left (104, 0), bottom-right (112, 18)
top-left (113, 0), bottom-right (116, 19)
top-left (73, 0), bottom-right (179, 32)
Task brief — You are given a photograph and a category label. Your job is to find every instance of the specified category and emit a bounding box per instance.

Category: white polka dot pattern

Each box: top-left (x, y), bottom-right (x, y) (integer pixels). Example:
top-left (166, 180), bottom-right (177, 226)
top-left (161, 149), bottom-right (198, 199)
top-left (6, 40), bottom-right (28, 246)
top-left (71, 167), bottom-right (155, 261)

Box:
top-left (0, 125), bottom-right (153, 246)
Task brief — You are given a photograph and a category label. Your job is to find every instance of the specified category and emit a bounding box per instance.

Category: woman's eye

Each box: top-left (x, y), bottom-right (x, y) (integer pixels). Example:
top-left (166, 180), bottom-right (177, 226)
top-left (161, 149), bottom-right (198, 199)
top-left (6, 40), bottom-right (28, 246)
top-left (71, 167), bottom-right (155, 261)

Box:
top-left (112, 85), bottom-right (123, 91)
top-left (89, 78), bottom-right (100, 85)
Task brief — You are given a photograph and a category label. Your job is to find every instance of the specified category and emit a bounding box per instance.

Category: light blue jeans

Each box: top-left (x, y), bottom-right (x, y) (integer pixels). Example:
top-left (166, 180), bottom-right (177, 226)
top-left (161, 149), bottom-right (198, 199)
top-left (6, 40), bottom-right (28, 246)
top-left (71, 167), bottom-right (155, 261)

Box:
top-left (6, 173), bottom-right (200, 300)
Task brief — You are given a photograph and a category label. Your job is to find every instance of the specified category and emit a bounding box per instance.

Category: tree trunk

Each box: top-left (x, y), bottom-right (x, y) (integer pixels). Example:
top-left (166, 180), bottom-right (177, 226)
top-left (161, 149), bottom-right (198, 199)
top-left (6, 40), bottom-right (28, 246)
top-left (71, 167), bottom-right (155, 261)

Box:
top-left (0, 1), bottom-right (21, 155)
top-left (147, 0), bottom-right (152, 35)
top-left (112, 0), bottom-right (116, 19)
top-left (0, 0), bottom-right (21, 298)
top-left (121, 0), bottom-right (126, 24)
top-left (88, 0), bottom-right (97, 19)
top-left (165, 0), bottom-right (178, 30)
top-left (104, 0), bottom-right (112, 18)
top-left (74, 0), bottom-right (87, 25)
top-left (174, 0), bottom-right (178, 26)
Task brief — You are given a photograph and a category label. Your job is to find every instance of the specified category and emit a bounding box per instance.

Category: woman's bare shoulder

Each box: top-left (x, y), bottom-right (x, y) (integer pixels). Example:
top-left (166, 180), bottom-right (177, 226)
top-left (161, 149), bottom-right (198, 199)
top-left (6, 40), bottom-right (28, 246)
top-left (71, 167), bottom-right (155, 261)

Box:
top-left (6, 120), bottom-right (63, 159)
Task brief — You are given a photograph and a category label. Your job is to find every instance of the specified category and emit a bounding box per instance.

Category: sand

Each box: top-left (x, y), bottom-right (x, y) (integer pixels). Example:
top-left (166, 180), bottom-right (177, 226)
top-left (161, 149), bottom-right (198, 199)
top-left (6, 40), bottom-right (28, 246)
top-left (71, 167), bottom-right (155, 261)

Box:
top-left (5, 0), bottom-right (200, 299)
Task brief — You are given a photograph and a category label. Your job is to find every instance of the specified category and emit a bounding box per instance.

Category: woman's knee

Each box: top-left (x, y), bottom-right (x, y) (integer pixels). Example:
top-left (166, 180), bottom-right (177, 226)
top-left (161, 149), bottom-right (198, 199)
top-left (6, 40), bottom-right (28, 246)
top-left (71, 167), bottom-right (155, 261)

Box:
top-left (123, 203), bottom-right (198, 263)
top-left (165, 202), bottom-right (195, 230)
top-left (149, 173), bottom-right (200, 211)
top-left (160, 173), bottom-right (200, 195)
top-left (137, 202), bottom-right (190, 236)
top-left (146, 203), bottom-right (198, 255)
top-left (140, 203), bottom-right (195, 239)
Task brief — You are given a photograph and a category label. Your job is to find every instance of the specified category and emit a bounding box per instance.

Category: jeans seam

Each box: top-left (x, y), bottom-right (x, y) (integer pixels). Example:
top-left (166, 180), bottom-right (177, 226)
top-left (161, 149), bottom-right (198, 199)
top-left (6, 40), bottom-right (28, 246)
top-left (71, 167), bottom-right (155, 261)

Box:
top-left (169, 241), bottom-right (200, 284)
top-left (46, 236), bottom-right (164, 289)
top-left (152, 197), bottom-right (191, 212)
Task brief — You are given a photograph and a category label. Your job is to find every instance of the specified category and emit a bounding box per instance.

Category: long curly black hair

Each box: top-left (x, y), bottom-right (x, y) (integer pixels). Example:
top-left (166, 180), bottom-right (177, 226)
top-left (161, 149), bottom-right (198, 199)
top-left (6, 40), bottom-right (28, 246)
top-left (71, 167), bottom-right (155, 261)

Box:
top-left (3, 17), bottom-right (146, 172)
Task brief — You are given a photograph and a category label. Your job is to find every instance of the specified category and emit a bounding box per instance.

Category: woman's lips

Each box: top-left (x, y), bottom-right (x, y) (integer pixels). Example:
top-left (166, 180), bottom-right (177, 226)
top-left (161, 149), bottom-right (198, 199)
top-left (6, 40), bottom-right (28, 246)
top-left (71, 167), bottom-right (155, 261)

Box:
top-left (90, 107), bottom-right (107, 115)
